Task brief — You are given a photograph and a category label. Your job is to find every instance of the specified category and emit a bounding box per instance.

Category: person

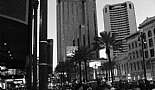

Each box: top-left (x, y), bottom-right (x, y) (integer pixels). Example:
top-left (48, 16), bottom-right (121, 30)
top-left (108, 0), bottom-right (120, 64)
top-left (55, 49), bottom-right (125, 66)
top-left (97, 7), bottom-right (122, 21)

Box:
top-left (87, 85), bottom-right (92, 90)
top-left (78, 85), bottom-right (83, 90)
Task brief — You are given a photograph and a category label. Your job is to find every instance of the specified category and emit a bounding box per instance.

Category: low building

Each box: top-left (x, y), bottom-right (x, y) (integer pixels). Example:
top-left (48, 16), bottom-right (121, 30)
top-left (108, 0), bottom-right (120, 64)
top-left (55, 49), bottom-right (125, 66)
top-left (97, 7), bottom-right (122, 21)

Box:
top-left (126, 32), bottom-right (145, 81)
top-left (116, 16), bottom-right (155, 81)
top-left (139, 16), bottom-right (155, 80)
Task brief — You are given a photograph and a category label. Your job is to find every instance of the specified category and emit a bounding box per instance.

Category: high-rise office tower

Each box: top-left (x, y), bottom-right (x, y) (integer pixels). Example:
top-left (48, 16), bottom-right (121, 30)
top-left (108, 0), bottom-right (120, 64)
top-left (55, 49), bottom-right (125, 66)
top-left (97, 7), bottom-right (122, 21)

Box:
top-left (57, 0), bottom-right (98, 63)
top-left (103, 1), bottom-right (137, 56)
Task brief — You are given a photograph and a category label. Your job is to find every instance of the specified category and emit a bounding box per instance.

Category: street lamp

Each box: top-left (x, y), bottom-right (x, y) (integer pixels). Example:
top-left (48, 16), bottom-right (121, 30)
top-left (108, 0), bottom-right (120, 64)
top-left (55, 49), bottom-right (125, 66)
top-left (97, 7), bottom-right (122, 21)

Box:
top-left (95, 64), bottom-right (97, 79)
top-left (32, 0), bottom-right (39, 90)
top-left (139, 31), bottom-right (147, 83)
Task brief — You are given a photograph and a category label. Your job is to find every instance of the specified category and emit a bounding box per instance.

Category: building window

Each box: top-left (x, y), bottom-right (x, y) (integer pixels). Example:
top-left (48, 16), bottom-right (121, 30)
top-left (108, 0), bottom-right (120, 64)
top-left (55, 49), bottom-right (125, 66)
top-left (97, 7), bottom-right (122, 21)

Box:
top-left (132, 42), bottom-right (134, 49)
top-left (73, 39), bottom-right (75, 46)
top-left (144, 42), bottom-right (147, 49)
top-left (126, 63), bottom-right (129, 73)
top-left (83, 35), bottom-right (86, 46)
top-left (153, 28), bottom-right (155, 35)
top-left (134, 62), bottom-right (136, 71)
top-left (138, 40), bottom-right (141, 46)
top-left (137, 61), bottom-right (140, 70)
top-left (105, 8), bottom-right (107, 13)
top-left (146, 61), bottom-right (151, 69)
top-left (129, 44), bottom-right (131, 50)
top-left (129, 53), bottom-right (132, 60)
top-left (129, 4), bottom-right (132, 9)
top-left (141, 61), bottom-right (144, 69)
top-left (121, 64), bottom-right (124, 72)
top-left (148, 30), bottom-right (152, 37)
top-left (124, 64), bottom-right (126, 74)
top-left (135, 41), bottom-right (138, 47)
top-left (130, 63), bottom-right (133, 71)
top-left (143, 33), bottom-right (147, 41)
top-left (140, 49), bottom-right (143, 57)
top-left (77, 38), bottom-right (80, 46)
top-left (144, 50), bottom-right (148, 58)
top-left (150, 49), bottom-right (154, 57)
top-left (133, 51), bottom-right (135, 59)
top-left (149, 38), bottom-right (153, 47)
top-left (57, 0), bottom-right (60, 3)
top-left (136, 50), bottom-right (139, 58)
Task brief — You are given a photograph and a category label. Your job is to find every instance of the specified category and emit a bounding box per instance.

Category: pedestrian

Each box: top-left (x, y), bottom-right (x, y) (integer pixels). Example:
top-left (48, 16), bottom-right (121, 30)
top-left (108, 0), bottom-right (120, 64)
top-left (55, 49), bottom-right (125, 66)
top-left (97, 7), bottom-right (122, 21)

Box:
top-left (87, 86), bottom-right (92, 90)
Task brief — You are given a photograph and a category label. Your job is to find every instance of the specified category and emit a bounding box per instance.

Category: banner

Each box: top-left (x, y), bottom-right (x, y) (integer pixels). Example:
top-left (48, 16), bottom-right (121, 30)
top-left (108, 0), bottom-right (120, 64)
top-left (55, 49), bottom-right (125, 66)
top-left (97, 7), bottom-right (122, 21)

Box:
top-left (0, 0), bottom-right (29, 24)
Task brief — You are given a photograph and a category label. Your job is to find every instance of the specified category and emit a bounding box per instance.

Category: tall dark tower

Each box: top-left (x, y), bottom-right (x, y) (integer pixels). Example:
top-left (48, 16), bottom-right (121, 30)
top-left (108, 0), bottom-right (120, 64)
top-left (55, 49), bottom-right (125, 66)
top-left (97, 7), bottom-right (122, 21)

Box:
top-left (57, 0), bottom-right (98, 63)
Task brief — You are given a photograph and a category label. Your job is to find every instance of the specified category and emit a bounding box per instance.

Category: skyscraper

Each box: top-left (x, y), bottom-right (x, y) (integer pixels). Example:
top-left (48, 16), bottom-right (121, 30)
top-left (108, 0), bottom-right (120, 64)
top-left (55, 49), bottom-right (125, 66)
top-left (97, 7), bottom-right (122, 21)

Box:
top-left (57, 0), bottom-right (98, 63)
top-left (103, 1), bottom-right (137, 56)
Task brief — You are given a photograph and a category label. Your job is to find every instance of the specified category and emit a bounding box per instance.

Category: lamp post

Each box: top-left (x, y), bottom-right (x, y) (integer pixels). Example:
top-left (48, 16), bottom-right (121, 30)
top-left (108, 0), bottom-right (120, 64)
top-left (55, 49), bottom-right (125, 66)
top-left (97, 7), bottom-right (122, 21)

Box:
top-left (139, 32), bottom-right (147, 83)
top-left (32, 0), bottom-right (39, 90)
top-left (94, 64), bottom-right (97, 79)
top-left (39, 0), bottom-right (48, 89)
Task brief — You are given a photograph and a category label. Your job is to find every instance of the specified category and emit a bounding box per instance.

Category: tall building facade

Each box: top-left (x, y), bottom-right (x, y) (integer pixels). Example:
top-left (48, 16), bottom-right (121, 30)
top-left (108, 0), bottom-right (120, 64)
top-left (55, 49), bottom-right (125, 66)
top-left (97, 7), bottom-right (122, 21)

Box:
top-left (57, 0), bottom-right (98, 63)
top-left (103, 1), bottom-right (137, 56)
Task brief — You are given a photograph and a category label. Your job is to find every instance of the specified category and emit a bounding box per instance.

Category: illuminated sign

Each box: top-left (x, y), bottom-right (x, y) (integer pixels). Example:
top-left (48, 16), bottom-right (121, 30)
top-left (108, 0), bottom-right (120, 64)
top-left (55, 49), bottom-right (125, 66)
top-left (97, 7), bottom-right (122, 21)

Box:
top-left (66, 46), bottom-right (78, 57)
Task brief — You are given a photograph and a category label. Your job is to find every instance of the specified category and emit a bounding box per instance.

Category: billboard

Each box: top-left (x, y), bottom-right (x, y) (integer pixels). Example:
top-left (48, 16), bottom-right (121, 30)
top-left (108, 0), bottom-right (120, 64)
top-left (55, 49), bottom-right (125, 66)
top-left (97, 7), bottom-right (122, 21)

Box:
top-left (0, 0), bottom-right (29, 24)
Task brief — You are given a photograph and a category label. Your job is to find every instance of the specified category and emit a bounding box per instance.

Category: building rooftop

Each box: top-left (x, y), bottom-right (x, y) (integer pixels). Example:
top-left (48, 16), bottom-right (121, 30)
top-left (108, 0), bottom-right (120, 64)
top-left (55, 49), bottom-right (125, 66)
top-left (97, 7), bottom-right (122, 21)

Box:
top-left (139, 16), bottom-right (155, 28)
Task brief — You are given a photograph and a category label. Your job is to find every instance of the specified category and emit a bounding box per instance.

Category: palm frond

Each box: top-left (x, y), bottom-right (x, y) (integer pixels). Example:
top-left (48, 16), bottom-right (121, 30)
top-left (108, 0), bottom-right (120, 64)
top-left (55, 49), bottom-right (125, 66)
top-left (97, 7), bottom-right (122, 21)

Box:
top-left (91, 41), bottom-right (105, 51)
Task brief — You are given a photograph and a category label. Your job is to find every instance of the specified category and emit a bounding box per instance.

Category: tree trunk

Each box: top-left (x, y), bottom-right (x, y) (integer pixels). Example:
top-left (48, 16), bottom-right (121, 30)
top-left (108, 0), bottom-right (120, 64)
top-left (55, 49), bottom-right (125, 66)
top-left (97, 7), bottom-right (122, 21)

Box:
top-left (79, 61), bottom-right (82, 84)
top-left (84, 60), bottom-right (88, 82)
top-left (105, 69), bottom-right (108, 81)
top-left (106, 48), bottom-right (114, 82)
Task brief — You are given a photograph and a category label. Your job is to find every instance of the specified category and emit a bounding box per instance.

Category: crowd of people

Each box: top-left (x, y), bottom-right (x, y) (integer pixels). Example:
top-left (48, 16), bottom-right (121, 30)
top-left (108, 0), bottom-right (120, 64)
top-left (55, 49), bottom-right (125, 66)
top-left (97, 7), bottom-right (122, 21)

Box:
top-left (69, 79), bottom-right (155, 90)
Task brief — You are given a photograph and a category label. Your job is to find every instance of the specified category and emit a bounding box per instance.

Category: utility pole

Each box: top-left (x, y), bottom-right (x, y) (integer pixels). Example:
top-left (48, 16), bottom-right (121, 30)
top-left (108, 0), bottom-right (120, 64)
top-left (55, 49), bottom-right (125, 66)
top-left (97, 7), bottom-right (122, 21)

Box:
top-left (39, 0), bottom-right (48, 90)
top-left (32, 0), bottom-right (39, 90)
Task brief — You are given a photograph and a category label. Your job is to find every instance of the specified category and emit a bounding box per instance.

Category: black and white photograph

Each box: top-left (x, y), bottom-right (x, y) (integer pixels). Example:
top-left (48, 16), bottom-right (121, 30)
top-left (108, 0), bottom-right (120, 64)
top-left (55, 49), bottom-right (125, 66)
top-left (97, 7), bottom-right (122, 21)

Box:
top-left (0, 0), bottom-right (155, 90)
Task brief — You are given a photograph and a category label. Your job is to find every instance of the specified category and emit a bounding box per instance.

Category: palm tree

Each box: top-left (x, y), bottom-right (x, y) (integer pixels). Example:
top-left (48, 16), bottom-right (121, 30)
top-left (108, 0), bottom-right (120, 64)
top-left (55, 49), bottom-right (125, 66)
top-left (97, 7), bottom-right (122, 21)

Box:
top-left (93, 31), bottom-right (123, 82)
top-left (72, 46), bottom-right (94, 83)
top-left (101, 60), bottom-right (116, 81)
